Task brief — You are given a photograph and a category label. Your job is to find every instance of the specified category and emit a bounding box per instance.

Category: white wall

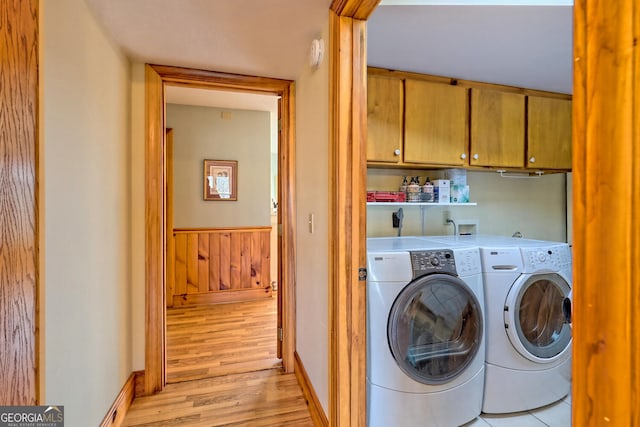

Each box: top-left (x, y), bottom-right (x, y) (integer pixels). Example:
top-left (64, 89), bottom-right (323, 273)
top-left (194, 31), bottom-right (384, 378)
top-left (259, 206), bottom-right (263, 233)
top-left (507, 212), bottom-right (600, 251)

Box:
top-left (41, 0), bottom-right (132, 425)
top-left (295, 25), bottom-right (330, 414)
top-left (367, 169), bottom-right (567, 242)
top-left (166, 104), bottom-right (271, 228)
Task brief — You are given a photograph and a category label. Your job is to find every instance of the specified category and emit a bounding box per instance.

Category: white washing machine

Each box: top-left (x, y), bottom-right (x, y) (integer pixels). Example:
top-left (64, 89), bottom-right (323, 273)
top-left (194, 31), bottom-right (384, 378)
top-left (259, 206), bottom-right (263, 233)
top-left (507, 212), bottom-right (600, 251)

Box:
top-left (367, 237), bottom-right (485, 427)
top-left (427, 235), bottom-right (573, 413)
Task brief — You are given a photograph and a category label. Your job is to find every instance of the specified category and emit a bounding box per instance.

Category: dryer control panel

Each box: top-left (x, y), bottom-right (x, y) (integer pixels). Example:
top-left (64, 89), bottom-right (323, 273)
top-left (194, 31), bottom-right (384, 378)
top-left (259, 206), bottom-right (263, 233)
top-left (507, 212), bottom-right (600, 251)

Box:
top-left (522, 244), bottom-right (572, 273)
top-left (410, 250), bottom-right (456, 278)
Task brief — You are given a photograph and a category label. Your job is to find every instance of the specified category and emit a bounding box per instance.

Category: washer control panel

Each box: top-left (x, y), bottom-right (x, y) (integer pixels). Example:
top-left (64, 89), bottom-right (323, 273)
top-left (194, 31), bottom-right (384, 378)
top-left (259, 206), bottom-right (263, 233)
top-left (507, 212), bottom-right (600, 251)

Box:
top-left (410, 250), bottom-right (456, 278)
top-left (522, 244), bottom-right (572, 273)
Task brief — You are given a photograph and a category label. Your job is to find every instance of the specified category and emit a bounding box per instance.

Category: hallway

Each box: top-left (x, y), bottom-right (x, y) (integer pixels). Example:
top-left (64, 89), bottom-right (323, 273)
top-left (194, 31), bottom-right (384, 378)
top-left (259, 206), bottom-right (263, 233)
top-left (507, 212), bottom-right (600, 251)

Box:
top-left (124, 296), bottom-right (313, 426)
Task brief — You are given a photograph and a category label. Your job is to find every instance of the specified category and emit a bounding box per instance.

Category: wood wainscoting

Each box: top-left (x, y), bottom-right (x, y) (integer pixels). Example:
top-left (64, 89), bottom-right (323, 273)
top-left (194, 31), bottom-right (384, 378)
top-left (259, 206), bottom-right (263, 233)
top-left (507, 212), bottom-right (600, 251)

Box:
top-left (168, 227), bottom-right (272, 307)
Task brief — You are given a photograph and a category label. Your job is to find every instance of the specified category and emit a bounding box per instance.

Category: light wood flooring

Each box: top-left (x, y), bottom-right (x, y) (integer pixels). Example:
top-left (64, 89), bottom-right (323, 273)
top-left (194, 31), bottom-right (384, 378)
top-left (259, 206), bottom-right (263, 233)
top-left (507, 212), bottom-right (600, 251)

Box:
top-left (166, 297), bottom-right (281, 383)
top-left (123, 296), bottom-right (314, 426)
top-left (123, 369), bottom-right (314, 426)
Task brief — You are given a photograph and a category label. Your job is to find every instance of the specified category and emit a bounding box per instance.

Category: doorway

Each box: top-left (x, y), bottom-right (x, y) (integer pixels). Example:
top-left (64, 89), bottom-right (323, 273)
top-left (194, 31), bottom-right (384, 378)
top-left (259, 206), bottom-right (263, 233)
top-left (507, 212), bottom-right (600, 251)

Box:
top-left (163, 87), bottom-right (282, 383)
top-left (144, 64), bottom-right (297, 395)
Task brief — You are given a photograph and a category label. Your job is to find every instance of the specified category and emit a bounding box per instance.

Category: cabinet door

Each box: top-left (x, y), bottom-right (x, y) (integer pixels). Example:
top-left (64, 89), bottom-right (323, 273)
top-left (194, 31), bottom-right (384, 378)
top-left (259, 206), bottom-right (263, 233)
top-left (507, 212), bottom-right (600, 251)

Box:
top-left (367, 75), bottom-right (404, 163)
top-left (470, 89), bottom-right (525, 168)
top-left (404, 80), bottom-right (469, 166)
top-left (527, 96), bottom-right (572, 170)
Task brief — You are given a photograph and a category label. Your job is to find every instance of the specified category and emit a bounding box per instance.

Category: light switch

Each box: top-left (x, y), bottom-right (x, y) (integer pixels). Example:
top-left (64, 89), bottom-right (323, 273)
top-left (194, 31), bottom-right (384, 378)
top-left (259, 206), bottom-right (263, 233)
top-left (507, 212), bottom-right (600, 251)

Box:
top-left (308, 213), bottom-right (315, 234)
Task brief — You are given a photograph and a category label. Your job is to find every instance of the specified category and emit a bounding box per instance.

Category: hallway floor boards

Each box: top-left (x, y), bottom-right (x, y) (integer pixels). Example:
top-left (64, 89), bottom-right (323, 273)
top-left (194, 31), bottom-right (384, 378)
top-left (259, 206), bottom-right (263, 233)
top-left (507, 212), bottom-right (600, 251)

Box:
top-left (123, 369), bottom-right (314, 426)
top-left (123, 296), bottom-right (313, 426)
top-left (166, 296), bottom-right (280, 383)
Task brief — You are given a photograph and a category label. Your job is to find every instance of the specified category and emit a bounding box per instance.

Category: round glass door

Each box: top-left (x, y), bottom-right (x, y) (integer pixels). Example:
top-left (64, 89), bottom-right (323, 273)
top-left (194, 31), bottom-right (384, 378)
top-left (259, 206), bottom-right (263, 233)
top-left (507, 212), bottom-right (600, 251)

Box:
top-left (505, 273), bottom-right (572, 361)
top-left (388, 273), bottom-right (483, 385)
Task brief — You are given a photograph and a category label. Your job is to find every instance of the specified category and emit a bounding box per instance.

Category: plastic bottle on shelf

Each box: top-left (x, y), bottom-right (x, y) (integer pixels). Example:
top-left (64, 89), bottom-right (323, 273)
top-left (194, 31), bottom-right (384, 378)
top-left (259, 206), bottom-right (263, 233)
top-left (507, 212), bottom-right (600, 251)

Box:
top-left (407, 176), bottom-right (421, 202)
top-left (399, 176), bottom-right (408, 194)
top-left (422, 177), bottom-right (434, 202)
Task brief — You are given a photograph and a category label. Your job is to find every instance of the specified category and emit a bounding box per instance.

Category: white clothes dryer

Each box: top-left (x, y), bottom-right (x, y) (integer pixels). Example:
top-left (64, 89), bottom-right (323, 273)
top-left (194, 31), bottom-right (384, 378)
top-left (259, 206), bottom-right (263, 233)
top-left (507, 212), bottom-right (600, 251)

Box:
top-left (427, 235), bottom-right (573, 413)
top-left (366, 237), bottom-right (485, 427)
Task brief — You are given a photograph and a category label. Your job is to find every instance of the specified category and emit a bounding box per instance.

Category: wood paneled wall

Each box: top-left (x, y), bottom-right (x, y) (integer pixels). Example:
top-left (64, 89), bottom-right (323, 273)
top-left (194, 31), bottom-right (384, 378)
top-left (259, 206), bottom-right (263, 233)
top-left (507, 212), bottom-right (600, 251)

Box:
top-left (169, 227), bottom-right (272, 306)
top-left (0, 0), bottom-right (39, 405)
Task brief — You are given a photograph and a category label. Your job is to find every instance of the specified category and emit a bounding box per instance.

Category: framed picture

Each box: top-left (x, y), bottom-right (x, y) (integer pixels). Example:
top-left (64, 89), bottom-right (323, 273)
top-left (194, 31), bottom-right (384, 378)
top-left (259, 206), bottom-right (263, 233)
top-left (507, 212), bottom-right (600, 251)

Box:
top-left (204, 159), bottom-right (237, 201)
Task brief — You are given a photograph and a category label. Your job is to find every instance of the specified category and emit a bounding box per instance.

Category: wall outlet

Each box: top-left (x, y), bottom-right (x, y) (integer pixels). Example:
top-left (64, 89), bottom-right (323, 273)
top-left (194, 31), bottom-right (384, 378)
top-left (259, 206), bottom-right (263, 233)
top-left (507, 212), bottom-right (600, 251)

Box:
top-left (442, 210), bottom-right (451, 225)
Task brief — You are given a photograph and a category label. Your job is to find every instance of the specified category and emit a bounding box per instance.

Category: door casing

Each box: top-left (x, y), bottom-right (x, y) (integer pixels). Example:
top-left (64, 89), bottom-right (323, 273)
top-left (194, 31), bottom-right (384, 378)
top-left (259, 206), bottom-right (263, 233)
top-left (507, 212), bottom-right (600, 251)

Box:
top-left (144, 64), bottom-right (297, 395)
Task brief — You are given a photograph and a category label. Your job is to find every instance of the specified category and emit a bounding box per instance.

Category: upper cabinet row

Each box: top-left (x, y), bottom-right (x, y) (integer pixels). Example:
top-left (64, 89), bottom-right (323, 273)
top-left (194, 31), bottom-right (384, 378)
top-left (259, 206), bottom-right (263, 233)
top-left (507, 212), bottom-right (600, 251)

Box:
top-left (367, 71), bottom-right (572, 171)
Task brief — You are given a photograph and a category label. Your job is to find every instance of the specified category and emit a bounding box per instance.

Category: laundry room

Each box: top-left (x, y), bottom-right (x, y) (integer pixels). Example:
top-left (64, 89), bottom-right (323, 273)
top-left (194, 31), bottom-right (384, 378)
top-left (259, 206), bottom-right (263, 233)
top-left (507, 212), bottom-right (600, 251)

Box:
top-left (365, 3), bottom-right (574, 427)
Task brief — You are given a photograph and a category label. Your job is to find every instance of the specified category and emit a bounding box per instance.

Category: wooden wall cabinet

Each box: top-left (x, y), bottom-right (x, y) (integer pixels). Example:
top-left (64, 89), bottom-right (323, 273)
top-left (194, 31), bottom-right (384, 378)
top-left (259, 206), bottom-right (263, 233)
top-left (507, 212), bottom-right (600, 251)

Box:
top-left (404, 79), bottom-right (469, 166)
top-left (366, 68), bottom-right (572, 172)
top-left (367, 74), bottom-right (404, 163)
top-left (470, 88), bottom-right (525, 168)
top-left (527, 96), bottom-right (572, 170)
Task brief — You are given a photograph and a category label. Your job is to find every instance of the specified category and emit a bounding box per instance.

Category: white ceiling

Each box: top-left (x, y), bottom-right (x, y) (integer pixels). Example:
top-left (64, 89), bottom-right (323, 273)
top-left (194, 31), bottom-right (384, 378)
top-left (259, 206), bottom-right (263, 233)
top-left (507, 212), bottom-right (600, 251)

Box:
top-left (368, 5), bottom-right (573, 93)
top-left (84, 0), bottom-right (332, 81)
top-left (85, 0), bottom-right (573, 110)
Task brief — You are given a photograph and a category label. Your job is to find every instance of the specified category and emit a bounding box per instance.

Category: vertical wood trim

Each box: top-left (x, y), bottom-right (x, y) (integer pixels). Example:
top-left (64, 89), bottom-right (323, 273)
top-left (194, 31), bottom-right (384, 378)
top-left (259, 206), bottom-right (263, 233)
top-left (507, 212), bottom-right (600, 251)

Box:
top-left (144, 64), bottom-right (165, 394)
top-left (573, 0), bottom-right (639, 425)
top-left (260, 231), bottom-right (271, 290)
top-left (352, 18), bottom-right (368, 427)
top-left (173, 234), bottom-right (187, 296)
top-left (197, 234), bottom-right (210, 292)
top-left (165, 129), bottom-right (174, 307)
top-left (251, 232), bottom-right (262, 289)
top-left (186, 233), bottom-right (198, 293)
top-left (220, 232), bottom-right (231, 290)
top-left (0, 0), bottom-right (39, 406)
top-left (279, 84), bottom-right (296, 373)
top-left (329, 12), bottom-right (367, 427)
top-left (209, 233), bottom-right (220, 291)
top-left (230, 233), bottom-right (241, 289)
top-left (241, 232), bottom-right (252, 289)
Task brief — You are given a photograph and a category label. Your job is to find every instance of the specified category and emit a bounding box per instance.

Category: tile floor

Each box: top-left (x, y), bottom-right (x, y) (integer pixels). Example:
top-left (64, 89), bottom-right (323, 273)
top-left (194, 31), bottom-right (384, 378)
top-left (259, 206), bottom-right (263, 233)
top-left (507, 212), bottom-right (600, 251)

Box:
top-left (464, 394), bottom-right (571, 427)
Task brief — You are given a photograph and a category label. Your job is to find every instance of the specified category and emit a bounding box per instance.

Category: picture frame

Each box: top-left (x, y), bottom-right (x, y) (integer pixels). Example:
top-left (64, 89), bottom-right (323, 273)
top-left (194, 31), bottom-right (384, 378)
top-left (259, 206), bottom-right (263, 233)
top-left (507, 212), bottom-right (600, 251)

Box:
top-left (203, 159), bottom-right (237, 201)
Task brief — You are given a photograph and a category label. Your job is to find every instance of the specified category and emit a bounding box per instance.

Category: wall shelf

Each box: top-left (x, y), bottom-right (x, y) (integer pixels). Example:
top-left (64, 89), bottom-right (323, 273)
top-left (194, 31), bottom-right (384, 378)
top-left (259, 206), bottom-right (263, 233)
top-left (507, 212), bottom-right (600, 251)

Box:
top-left (366, 202), bottom-right (477, 206)
top-left (367, 202), bottom-right (477, 235)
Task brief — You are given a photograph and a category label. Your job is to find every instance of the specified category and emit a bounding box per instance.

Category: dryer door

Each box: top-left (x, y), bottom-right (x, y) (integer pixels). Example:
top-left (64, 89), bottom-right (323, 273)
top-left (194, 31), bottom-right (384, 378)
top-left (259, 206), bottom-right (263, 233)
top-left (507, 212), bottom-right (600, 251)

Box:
top-left (504, 273), bottom-right (572, 362)
top-left (388, 273), bottom-right (483, 385)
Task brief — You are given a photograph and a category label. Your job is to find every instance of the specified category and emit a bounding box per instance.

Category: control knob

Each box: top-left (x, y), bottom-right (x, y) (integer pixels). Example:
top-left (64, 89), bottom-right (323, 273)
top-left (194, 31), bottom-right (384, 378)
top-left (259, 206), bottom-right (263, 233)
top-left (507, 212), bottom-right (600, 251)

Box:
top-left (430, 257), bottom-right (440, 266)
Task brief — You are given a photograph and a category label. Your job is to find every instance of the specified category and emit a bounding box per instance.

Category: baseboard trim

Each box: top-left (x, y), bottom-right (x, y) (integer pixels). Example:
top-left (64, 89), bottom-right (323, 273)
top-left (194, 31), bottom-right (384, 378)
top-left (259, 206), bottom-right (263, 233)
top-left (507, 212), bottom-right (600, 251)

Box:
top-left (133, 370), bottom-right (146, 397)
top-left (294, 351), bottom-right (328, 427)
top-left (99, 371), bottom-right (141, 427)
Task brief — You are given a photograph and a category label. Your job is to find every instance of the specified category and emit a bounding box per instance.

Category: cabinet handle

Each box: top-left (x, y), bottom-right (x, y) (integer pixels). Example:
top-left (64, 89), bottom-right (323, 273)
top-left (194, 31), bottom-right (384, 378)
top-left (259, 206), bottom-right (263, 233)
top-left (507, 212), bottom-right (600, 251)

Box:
top-left (460, 153), bottom-right (467, 160)
top-left (394, 149), bottom-right (401, 156)
top-left (529, 157), bottom-right (536, 163)
top-left (473, 153), bottom-right (479, 160)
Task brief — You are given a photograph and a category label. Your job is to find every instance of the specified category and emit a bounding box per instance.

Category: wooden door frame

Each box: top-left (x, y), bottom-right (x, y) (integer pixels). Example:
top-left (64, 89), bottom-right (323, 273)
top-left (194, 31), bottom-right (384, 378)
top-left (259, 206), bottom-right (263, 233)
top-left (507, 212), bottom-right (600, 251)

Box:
top-left (0, 0), bottom-right (39, 406)
top-left (144, 64), bottom-right (297, 395)
top-left (329, 1), bottom-right (377, 425)
top-left (572, 1), bottom-right (640, 424)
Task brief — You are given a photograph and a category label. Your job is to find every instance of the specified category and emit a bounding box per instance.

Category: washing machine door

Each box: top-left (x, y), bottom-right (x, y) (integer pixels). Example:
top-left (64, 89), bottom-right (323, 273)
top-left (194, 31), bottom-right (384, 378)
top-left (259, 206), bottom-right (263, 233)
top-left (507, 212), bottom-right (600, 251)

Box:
top-left (387, 273), bottom-right (483, 385)
top-left (504, 273), bottom-right (572, 362)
